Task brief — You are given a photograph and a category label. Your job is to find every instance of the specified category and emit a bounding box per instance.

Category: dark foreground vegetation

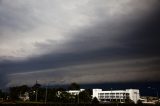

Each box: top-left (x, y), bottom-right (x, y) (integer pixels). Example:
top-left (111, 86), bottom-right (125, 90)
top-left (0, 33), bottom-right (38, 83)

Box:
top-left (0, 103), bottom-right (160, 106)
top-left (0, 83), bottom-right (93, 104)
top-left (0, 82), bottom-right (159, 105)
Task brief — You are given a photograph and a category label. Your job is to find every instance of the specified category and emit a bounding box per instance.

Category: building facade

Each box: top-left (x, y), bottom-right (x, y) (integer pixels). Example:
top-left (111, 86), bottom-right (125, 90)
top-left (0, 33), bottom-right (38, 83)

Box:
top-left (92, 89), bottom-right (140, 104)
top-left (67, 89), bottom-right (85, 95)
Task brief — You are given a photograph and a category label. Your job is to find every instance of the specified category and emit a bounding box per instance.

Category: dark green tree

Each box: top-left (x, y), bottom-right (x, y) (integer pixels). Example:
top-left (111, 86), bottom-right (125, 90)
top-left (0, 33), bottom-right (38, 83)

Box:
top-left (19, 85), bottom-right (30, 94)
top-left (137, 100), bottom-right (143, 104)
top-left (32, 83), bottom-right (41, 90)
top-left (79, 90), bottom-right (92, 103)
top-left (37, 87), bottom-right (45, 102)
top-left (0, 89), bottom-right (5, 98)
top-left (59, 91), bottom-right (72, 103)
top-left (92, 97), bottom-right (99, 104)
top-left (68, 83), bottom-right (80, 90)
top-left (125, 98), bottom-right (135, 104)
top-left (9, 85), bottom-right (30, 100)
top-left (46, 88), bottom-right (58, 102)
top-left (29, 83), bottom-right (41, 101)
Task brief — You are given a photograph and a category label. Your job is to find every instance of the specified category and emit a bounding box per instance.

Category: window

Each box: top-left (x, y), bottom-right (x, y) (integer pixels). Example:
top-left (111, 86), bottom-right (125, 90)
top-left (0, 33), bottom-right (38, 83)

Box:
top-left (105, 93), bottom-right (109, 96)
top-left (110, 93), bottom-right (115, 96)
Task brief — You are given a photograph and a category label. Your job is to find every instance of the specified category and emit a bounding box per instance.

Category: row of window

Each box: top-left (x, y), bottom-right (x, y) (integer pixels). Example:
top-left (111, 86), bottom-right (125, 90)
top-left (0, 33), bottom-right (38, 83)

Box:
top-left (98, 96), bottom-right (128, 99)
top-left (98, 93), bottom-right (129, 96)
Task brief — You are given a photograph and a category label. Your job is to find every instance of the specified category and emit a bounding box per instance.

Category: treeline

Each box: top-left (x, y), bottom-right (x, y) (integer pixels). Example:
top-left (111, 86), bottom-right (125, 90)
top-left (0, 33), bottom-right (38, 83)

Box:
top-left (0, 83), bottom-right (99, 104)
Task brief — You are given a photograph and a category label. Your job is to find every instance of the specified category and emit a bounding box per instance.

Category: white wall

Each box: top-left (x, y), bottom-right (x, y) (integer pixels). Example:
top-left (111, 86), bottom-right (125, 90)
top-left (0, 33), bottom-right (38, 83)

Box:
top-left (126, 89), bottom-right (140, 103)
top-left (92, 89), bottom-right (140, 104)
top-left (92, 89), bottom-right (102, 100)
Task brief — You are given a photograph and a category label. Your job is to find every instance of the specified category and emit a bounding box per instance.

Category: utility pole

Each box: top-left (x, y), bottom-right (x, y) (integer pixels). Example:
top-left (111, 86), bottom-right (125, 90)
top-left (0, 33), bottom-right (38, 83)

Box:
top-left (45, 86), bottom-right (48, 104)
top-left (78, 94), bottom-right (79, 104)
top-left (35, 80), bottom-right (38, 102)
top-left (44, 81), bottom-right (55, 104)
top-left (35, 90), bottom-right (38, 102)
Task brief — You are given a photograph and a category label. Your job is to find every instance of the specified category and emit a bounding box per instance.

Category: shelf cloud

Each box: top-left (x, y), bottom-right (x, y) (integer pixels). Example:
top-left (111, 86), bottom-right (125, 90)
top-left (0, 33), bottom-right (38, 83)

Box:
top-left (0, 0), bottom-right (160, 87)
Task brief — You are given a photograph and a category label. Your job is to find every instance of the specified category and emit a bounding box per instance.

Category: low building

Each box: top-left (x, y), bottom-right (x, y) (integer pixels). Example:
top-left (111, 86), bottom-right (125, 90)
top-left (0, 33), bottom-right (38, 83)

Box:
top-left (19, 92), bottom-right (30, 101)
top-left (67, 89), bottom-right (85, 95)
top-left (92, 89), bottom-right (140, 104)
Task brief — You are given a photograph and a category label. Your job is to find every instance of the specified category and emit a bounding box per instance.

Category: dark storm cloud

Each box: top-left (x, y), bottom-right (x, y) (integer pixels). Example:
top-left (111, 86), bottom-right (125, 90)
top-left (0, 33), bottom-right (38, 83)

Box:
top-left (0, 0), bottom-right (36, 31)
top-left (0, 72), bottom-right (8, 88)
top-left (0, 0), bottom-right (160, 87)
top-left (2, 7), bottom-right (160, 72)
top-left (7, 57), bottom-right (160, 86)
top-left (120, 9), bottom-right (160, 56)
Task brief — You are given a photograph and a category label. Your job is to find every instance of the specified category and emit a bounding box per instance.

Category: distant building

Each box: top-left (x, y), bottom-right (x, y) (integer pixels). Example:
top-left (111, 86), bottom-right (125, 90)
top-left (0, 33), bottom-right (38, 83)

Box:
top-left (67, 89), bottom-right (85, 95)
top-left (19, 92), bottom-right (29, 101)
top-left (140, 96), bottom-right (159, 104)
top-left (92, 89), bottom-right (140, 104)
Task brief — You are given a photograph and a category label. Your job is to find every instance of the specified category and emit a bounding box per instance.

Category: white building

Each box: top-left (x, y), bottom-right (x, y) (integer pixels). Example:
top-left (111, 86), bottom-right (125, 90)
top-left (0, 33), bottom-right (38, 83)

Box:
top-left (93, 89), bottom-right (140, 104)
top-left (67, 89), bottom-right (85, 95)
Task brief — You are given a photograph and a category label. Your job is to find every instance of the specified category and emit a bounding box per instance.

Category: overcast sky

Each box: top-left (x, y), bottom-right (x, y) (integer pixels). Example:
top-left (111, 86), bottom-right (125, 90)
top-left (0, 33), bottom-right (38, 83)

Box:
top-left (0, 0), bottom-right (160, 88)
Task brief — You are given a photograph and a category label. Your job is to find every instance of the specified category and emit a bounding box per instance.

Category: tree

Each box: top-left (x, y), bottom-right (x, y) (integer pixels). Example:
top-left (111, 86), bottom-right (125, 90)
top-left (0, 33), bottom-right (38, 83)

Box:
top-left (29, 83), bottom-right (42, 101)
top-left (59, 91), bottom-right (72, 103)
top-left (79, 90), bottom-right (92, 103)
top-left (0, 89), bottom-right (5, 98)
top-left (9, 85), bottom-right (30, 100)
top-left (19, 85), bottom-right (30, 94)
top-left (32, 83), bottom-right (41, 90)
top-left (29, 81), bottom-right (41, 101)
top-left (125, 98), bottom-right (135, 104)
top-left (137, 100), bottom-right (143, 104)
top-left (46, 88), bottom-right (58, 102)
top-left (68, 83), bottom-right (80, 90)
top-left (92, 97), bottom-right (99, 104)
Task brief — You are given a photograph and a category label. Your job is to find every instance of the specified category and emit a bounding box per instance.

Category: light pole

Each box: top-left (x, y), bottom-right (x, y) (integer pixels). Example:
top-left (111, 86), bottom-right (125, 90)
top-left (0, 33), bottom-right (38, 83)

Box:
top-left (45, 85), bottom-right (48, 104)
top-left (34, 80), bottom-right (39, 102)
top-left (36, 90), bottom-right (38, 102)
top-left (78, 93), bottom-right (79, 104)
top-left (44, 81), bottom-right (56, 104)
top-left (33, 90), bottom-right (38, 102)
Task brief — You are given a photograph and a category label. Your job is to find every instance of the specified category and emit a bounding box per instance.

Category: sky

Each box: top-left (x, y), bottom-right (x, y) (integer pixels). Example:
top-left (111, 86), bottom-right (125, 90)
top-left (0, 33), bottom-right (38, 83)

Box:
top-left (0, 0), bottom-right (160, 88)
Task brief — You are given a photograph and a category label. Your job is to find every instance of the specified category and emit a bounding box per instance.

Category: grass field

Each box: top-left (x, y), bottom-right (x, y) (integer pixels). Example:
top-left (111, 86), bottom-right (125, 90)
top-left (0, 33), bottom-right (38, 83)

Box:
top-left (0, 102), bottom-right (159, 106)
